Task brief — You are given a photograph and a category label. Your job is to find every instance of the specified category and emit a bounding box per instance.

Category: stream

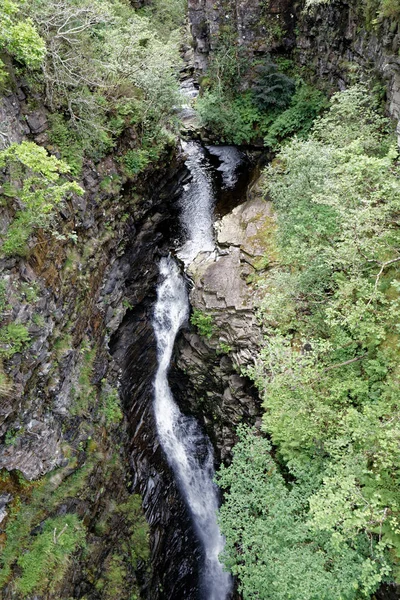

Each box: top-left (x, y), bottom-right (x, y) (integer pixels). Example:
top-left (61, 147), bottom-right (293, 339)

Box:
top-left (111, 135), bottom-right (252, 599)
top-left (152, 141), bottom-right (234, 599)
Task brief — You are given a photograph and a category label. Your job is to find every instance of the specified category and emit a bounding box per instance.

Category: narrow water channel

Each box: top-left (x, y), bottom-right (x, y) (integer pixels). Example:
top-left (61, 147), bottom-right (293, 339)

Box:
top-left (151, 141), bottom-right (234, 599)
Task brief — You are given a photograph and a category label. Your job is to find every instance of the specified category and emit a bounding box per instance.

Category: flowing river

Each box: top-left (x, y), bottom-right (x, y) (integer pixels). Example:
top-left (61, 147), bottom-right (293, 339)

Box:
top-left (152, 141), bottom-right (233, 599)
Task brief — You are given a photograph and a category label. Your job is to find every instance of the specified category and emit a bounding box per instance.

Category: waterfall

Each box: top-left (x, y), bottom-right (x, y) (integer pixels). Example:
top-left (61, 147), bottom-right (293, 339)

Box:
top-left (152, 142), bottom-right (232, 599)
top-left (177, 141), bottom-right (215, 265)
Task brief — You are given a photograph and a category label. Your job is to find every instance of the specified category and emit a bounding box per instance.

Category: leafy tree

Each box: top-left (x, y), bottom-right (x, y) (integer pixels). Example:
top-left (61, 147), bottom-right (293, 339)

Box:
top-left (0, 0), bottom-right (46, 78)
top-left (0, 141), bottom-right (83, 256)
top-left (17, 0), bottom-right (182, 162)
top-left (217, 427), bottom-right (390, 600)
top-left (264, 84), bottom-right (328, 148)
top-left (252, 61), bottom-right (295, 110)
top-left (219, 86), bottom-right (400, 597)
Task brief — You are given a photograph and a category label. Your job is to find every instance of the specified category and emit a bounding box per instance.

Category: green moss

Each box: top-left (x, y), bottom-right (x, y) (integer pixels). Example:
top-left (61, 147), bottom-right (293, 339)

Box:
top-left (15, 514), bottom-right (86, 596)
top-left (0, 323), bottom-right (30, 358)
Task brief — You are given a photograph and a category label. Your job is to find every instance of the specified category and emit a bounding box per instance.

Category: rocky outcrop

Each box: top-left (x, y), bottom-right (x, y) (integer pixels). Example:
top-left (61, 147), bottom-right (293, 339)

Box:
top-left (109, 166), bottom-right (205, 600)
top-left (295, 2), bottom-right (400, 143)
top-left (0, 77), bottom-right (201, 598)
top-left (188, 0), bottom-right (295, 70)
top-left (174, 178), bottom-right (274, 460)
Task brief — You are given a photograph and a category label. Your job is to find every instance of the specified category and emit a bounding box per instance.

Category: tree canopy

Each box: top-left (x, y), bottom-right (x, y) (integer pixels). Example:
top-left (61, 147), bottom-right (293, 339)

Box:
top-left (218, 86), bottom-right (400, 598)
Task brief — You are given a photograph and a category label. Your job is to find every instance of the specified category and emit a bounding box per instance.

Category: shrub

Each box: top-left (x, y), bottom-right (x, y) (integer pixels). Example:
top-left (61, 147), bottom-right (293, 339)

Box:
top-left (252, 62), bottom-right (296, 110)
top-left (48, 114), bottom-right (84, 176)
top-left (0, 323), bottom-right (30, 357)
top-left (190, 309), bottom-right (214, 339)
top-left (264, 85), bottom-right (328, 149)
top-left (16, 514), bottom-right (86, 595)
top-left (122, 149), bottom-right (151, 176)
top-left (0, 2), bottom-right (45, 72)
top-left (0, 142), bottom-right (83, 257)
top-left (222, 87), bottom-right (400, 596)
top-left (100, 385), bottom-right (123, 426)
top-left (196, 91), bottom-right (263, 144)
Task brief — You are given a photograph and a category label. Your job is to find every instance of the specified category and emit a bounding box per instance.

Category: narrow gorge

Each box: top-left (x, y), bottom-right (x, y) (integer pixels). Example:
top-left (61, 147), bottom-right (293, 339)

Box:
top-left (1, 0), bottom-right (400, 599)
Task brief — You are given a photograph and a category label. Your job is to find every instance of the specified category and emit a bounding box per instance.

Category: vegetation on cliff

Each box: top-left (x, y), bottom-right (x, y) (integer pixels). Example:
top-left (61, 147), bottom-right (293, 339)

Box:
top-left (196, 44), bottom-right (327, 146)
top-left (305, 0), bottom-right (400, 21)
top-left (0, 0), bottom-right (185, 597)
top-left (218, 86), bottom-right (400, 598)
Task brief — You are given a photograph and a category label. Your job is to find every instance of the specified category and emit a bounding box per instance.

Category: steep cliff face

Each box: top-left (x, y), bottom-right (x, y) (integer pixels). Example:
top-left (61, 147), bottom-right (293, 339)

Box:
top-left (189, 0), bottom-right (400, 141)
top-left (175, 189), bottom-right (273, 460)
top-left (188, 0), bottom-right (295, 69)
top-left (0, 81), bottom-right (187, 598)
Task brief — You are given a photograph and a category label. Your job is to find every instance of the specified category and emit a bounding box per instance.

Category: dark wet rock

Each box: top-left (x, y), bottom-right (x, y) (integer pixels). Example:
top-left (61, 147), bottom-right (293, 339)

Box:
top-left (25, 109), bottom-right (48, 134)
top-left (0, 92), bottom-right (30, 149)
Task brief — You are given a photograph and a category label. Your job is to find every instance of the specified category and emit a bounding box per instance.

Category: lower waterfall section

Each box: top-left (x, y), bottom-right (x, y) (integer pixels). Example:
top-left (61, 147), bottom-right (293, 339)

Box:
top-left (152, 257), bottom-right (232, 600)
top-left (110, 141), bottom-right (254, 599)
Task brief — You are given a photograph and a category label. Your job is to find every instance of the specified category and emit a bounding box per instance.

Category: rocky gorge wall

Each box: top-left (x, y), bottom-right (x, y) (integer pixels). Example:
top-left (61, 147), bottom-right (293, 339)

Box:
top-left (0, 78), bottom-right (199, 598)
top-left (0, 80), bottom-right (269, 597)
top-left (188, 0), bottom-right (400, 144)
top-left (3, 0), bottom-right (400, 597)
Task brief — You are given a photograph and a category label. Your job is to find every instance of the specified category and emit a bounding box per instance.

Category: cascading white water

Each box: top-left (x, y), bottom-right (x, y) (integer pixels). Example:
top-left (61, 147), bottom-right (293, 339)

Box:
top-left (152, 141), bottom-right (232, 599)
top-left (206, 145), bottom-right (245, 189)
top-left (177, 141), bottom-right (215, 265)
top-left (153, 258), bottom-right (231, 599)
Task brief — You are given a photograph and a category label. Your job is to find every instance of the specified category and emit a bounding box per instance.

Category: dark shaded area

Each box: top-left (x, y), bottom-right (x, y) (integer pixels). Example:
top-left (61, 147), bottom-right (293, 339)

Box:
top-left (110, 160), bottom-right (203, 600)
top-left (109, 143), bottom-right (263, 600)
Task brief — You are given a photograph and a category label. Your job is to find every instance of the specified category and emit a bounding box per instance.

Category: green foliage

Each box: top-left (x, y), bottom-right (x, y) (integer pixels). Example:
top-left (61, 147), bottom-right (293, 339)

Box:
top-left (15, 514), bottom-right (86, 595)
top-left (70, 343), bottom-right (97, 416)
top-left (48, 113), bottom-right (85, 176)
top-left (97, 553), bottom-right (128, 599)
top-left (380, 0), bottom-right (400, 18)
top-left (0, 464), bottom-right (92, 591)
top-left (197, 83), bottom-right (326, 146)
top-left (0, 0), bottom-right (45, 78)
top-left (206, 42), bottom-right (252, 95)
top-left (5, 428), bottom-right (19, 446)
top-left (117, 494), bottom-right (150, 566)
top-left (264, 84), bottom-right (328, 149)
top-left (0, 323), bottom-right (30, 357)
top-left (19, 281), bottom-right (40, 303)
top-left (252, 62), bottom-right (295, 110)
top-left (0, 438), bottom-right (148, 596)
top-left (217, 342), bottom-right (232, 355)
top-left (94, 495), bottom-right (149, 599)
top-left (197, 52), bottom-right (326, 146)
top-left (191, 309), bottom-right (214, 339)
top-left (138, 0), bottom-right (186, 38)
top-left (0, 280), bottom-right (8, 313)
top-left (0, 141), bottom-right (83, 256)
top-left (196, 91), bottom-right (256, 144)
top-left (19, 0), bottom-right (182, 163)
top-left (122, 148), bottom-right (151, 176)
top-left (305, 0), bottom-right (400, 26)
top-left (217, 427), bottom-right (390, 600)
top-left (220, 86), bottom-right (400, 597)
top-left (100, 384), bottom-right (123, 426)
